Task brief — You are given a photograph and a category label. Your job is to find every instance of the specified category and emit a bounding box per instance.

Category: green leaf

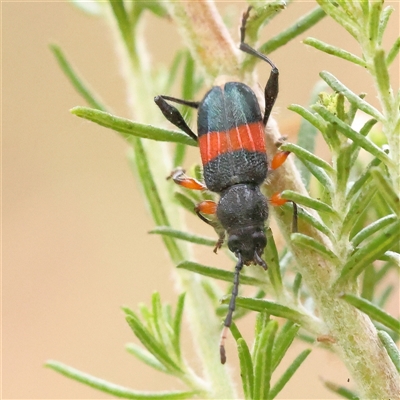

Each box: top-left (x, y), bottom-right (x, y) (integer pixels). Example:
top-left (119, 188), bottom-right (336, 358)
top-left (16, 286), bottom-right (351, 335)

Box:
top-left (127, 144), bottom-right (183, 263)
top-left (368, 0), bottom-right (382, 46)
top-left (173, 192), bottom-right (197, 215)
top-left (313, 104), bottom-right (392, 167)
top-left (318, 71), bottom-right (384, 121)
top-left (237, 338), bottom-right (254, 400)
top-left (177, 261), bottom-right (267, 287)
top-left (340, 183), bottom-right (377, 237)
top-left (351, 214), bottom-right (397, 247)
top-left (374, 49), bottom-right (394, 115)
top-left (297, 207), bottom-right (334, 240)
top-left (295, 81), bottom-right (327, 187)
top-left (386, 36), bottom-right (400, 67)
top-left (253, 320), bottom-right (278, 400)
top-left (288, 104), bottom-right (331, 146)
top-left (269, 349), bottom-right (312, 399)
top-left (370, 168), bottom-right (400, 216)
top-left (125, 343), bottom-right (168, 373)
top-left (50, 44), bottom-right (107, 111)
top-left (280, 142), bottom-right (335, 175)
top-left (303, 37), bottom-right (366, 67)
top-left (258, 7), bottom-right (326, 55)
top-left (292, 273), bottom-right (302, 300)
top-left (300, 159), bottom-right (335, 192)
top-left (172, 293), bottom-right (186, 359)
top-left (291, 233), bottom-right (339, 263)
top-left (125, 312), bottom-right (183, 373)
top-left (109, 0), bottom-right (135, 57)
top-left (337, 220), bottom-right (400, 284)
top-left (377, 6), bottom-right (394, 45)
top-left (340, 293), bottom-right (400, 334)
top-left (345, 155), bottom-right (381, 202)
top-left (280, 190), bottom-right (337, 216)
top-left (322, 379), bottom-right (360, 400)
top-left (150, 227), bottom-right (215, 247)
top-left (71, 107), bottom-right (197, 146)
top-left (45, 361), bottom-right (196, 399)
top-left (272, 322), bottom-right (301, 371)
top-left (264, 228), bottom-right (283, 295)
top-left (231, 297), bottom-right (306, 326)
top-left (377, 330), bottom-right (400, 372)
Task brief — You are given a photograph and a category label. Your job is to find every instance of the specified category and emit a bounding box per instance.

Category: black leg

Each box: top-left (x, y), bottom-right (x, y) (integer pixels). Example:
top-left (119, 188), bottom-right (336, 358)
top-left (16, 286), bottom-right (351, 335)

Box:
top-left (154, 95), bottom-right (199, 142)
top-left (239, 7), bottom-right (279, 127)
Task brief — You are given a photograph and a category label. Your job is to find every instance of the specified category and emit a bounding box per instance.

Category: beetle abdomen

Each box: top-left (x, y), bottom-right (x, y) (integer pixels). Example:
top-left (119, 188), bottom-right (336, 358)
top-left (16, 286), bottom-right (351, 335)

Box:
top-left (198, 82), bottom-right (268, 192)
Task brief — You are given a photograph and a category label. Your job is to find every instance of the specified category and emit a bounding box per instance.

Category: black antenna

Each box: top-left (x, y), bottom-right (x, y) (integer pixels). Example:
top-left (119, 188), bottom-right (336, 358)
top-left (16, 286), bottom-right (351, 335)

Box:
top-left (220, 254), bottom-right (244, 364)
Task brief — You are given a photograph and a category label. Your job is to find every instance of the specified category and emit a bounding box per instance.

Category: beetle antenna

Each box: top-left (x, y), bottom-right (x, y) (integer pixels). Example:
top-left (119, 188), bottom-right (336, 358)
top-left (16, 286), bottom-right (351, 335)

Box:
top-left (220, 254), bottom-right (243, 364)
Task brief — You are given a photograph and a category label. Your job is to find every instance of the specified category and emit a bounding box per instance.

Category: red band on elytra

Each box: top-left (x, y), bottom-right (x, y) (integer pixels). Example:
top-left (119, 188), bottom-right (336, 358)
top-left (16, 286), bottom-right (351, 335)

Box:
top-left (198, 121), bottom-right (266, 165)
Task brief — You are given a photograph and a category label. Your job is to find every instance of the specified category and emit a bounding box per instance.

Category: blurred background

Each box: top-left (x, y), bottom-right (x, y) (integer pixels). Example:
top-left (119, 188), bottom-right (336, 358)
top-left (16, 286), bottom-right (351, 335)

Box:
top-left (3, 1), bottom-right (399, 399)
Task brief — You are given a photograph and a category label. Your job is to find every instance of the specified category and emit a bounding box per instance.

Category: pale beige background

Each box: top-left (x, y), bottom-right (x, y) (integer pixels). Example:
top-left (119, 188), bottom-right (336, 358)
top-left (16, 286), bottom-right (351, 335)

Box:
top-left (2, 1), bottom-right (399, 399)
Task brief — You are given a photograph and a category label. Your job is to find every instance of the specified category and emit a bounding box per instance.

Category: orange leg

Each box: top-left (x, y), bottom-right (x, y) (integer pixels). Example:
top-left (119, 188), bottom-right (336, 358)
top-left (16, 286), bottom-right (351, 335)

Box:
top-left (195, 200), bottom-right (225, 253)
top-left (167, 168), bottom-right (206, 190)
top-left (270, 150), bottom-right (291, 170)
top-left (270, 192), bottom-right (298, 233)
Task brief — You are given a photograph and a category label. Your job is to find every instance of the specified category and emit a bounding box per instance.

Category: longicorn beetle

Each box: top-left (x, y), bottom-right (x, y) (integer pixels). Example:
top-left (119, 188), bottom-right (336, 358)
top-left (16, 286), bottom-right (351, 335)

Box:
top-left (154, 7), bottom-right (297, 364)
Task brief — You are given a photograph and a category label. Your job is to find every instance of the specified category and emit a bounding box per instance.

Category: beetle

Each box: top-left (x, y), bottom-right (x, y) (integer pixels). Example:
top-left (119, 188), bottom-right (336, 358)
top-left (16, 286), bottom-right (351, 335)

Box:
top-left (154, 7), bottom-right (296, 364)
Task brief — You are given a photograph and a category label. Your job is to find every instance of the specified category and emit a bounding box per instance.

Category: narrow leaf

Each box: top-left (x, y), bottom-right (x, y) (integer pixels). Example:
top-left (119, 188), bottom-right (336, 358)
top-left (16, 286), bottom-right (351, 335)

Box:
top-left (280, 142), bottom-right (335, 175)
top-left (303, 38), bottom-right (366, 67)
top-left (337, 220), bottom-right (400, 284)
top-left (313, 104), bottom-right (392, 166)
top-left (319, 71), bottom-right (384, 121)
top-left (351, 214), bottom-right (397, 247)
top-left (269, 349), bottom-right (312, 399)
top-left (172, 293), bottom-right (186, 359)
top-left (125, 343), bottom-right (168, 373)
top-left (253, 320), bottom-right (278, 400)
top-left (109, 0), bottom-right (135, 56)
top-left (386, 37), bottom-right (400, 67)
top-left (291, 233), bottom-right (339, 263)
top-left (368, 1), bottom-right (382, 46)
top-left (377, 330), bottom-right (400, 372)
top-left (71, 107), bottom-right (197, 146)
top-left (340, 183), bottom-right (376, 237)
top-left (259, 7), bottom-right (326, 55)
top-left (50, 44), bottom-right (107, 111)
top-left (281, 190), bottom-right (337, 216)
top-left (374, 49), bottom-right (394, 115)
top-left (177, 261), bottom-right (267, 287)
top-left (264, 228), bottom-right (283, 295)
top-left (323, 379), bottom-right (360, 400)
top-left (45, 361), bottom-right (196, 399)
top-left (340, 293), bottom-right (400, 334)
top-left (378, 6), bottom-right (394, 45)
top-left (125, 313), bottom-right (183, 373)
top-left (345, 155), bottom-right (381, 202)
top-left (292, 273), bottom-right (302, 300)
top-left (237, 338), bottom-right (254, 400)
top-left (232, 297), bottom-right (306, 326)
top-left (370, 168), bottom-right (400, 216)
top-left (150, 227), bottom-right (215, 247)
top-left (272, 322), bottom-right (301, 371)
top-left (288, 104), bottom-right (328, 136)
top-left (297, 206), bottom-right (334, 240)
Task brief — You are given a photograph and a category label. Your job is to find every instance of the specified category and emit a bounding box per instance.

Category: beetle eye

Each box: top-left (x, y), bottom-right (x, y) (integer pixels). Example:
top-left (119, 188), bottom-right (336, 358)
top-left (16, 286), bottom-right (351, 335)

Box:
top-left (228, 235), bottom-right (240, 252)
top-left (252, 231), bottom-right (266, 251)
